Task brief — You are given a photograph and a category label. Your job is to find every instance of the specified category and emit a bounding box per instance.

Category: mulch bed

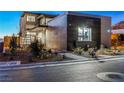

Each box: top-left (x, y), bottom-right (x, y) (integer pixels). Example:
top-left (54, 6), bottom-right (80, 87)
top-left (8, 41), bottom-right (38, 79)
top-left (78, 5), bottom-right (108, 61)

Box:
top-left (0, 51), bottom-right (64, 64)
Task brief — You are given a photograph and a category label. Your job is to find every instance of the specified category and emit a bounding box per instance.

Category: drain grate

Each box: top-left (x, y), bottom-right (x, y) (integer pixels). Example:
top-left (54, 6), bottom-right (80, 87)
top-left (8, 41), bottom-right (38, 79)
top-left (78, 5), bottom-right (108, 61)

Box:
top-left (97, 72), bottom-right (124, 82)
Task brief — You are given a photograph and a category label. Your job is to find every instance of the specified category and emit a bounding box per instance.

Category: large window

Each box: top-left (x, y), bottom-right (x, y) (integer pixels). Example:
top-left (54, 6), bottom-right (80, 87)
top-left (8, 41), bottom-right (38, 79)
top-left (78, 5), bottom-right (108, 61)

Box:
top-left (78, 27), bottom-right (92, 41)
top-left (119, 34), bottom-right (124, 41)
top-left (27, 16), bottom-right (35, 22)
top-left (40, 18), bottom-right (46, 25)
top-left (21, 32), bottom-right (36, 45)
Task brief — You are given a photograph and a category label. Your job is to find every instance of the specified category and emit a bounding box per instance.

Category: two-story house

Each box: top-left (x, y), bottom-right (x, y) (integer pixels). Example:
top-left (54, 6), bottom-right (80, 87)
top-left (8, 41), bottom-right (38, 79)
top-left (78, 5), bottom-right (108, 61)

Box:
top-left (20, 12), bottom-right (56, 48)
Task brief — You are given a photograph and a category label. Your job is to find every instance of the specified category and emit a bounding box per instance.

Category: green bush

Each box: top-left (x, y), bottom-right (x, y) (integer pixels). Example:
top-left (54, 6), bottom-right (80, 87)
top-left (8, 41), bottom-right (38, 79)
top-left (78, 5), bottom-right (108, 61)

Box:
top-left (29, 40), bottom-right (53, 59)
top-left (29, 40), bottom-right (44, 57)
top-left (40, 49), bottom-right (51, 59)
top-left (9, 34), bottom-right (17, 56)
top-left (97, 48), bottom-right (121, 55)
top-left (100, 44), bottom-right (104, 50)
top-left (87, 48), bottom-right (94, 56)
top-left (73, 47), bottom-right (84, 55)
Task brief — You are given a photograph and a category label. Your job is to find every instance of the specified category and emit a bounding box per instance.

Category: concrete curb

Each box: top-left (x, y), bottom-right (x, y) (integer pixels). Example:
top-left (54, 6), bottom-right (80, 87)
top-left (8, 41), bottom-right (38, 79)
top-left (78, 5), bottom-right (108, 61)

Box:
top-left (0, 55), bottom-right (124, 71)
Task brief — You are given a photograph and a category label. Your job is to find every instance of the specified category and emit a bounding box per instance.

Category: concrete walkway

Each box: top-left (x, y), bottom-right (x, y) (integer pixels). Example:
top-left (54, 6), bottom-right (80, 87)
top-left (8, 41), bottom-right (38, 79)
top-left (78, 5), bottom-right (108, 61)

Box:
top-left (64, 52), bottom-right (124, 60)
top-left (63, 52), bottom-right (90, 60)
top-left (98, 54), bottom-right (124, 59)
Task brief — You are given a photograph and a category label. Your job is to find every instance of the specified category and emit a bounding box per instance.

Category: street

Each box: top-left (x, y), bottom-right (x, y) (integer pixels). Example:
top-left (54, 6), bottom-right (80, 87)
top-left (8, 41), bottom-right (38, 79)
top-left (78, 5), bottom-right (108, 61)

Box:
top-left (0, 58), bottom-right (124, 82)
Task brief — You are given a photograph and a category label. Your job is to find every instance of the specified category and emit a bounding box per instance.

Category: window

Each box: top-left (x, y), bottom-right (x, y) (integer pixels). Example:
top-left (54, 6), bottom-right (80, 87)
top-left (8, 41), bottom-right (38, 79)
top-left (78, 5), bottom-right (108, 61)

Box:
top-left (27, 16), bottom-right (35, 22)
top-left (21, 32), bottom-right (37, 45)
top-left (119, 34), bottom-right (124, 41)
top-left (40, 18), bottom-right (46, 25)
top-left (78, 27), bottom-right (92, 41)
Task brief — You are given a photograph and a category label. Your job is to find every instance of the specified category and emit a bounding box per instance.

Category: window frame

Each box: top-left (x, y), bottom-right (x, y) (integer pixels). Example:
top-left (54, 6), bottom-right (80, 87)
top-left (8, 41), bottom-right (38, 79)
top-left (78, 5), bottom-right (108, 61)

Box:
top-left (78, 26), bottom-right (92, 41)
top-left (27, 15), bottom-right (35, 22)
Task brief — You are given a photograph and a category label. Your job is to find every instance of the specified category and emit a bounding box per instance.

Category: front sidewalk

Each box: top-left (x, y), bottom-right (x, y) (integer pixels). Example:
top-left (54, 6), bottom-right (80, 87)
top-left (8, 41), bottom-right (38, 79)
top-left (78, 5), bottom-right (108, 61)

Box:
top-left (1, 53), bottom-right (124, 71)
top-left (63, 52), bottom-right (91, 60)
top-left (63, 52), bottom-right (124, 60)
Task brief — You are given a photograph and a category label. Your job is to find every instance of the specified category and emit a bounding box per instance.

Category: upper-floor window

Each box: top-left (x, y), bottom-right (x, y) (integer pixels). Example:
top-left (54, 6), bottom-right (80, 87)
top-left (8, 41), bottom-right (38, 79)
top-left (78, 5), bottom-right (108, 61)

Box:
top-left (27, 16), bottom-right (35, 22)
top-left (40, 18), bottom-right (46, 25)
top-left (40, 18), bottom-right (52, 25)
top-left (78, 27), bottom-right (92, 41)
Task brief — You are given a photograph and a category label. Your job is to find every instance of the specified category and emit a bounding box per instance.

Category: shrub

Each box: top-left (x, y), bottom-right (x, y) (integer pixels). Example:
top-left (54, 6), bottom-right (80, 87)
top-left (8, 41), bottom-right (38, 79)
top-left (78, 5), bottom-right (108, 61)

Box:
top-left (100, 44), bottom-right (104, 50)
top-left (41, 49), bottom-right (50, 59)
top-left (97, 48), bottom-right (121, 55)
top-left (29, 40), bottom-right (44, 57)
top-left (84, 44), bottom-right (90, 51)
top-left (97, 45), bottom-right (107, 55)
top-left (73, 47), bottom-right (84, 55)
top-left (48, 49), bottom-right (52, 54)
top-left (104, 49), bottom-right (115, 55)
top-left (111, 39), bottom-right (118, 46)
top-left (29, 40), bottom-right (53, 59)
top-left (28, 56), bottom-right (34, 62)
top-left (87, 48), bottom-right (94, 56)
top-left (9, 34), bottom-right (17, 56)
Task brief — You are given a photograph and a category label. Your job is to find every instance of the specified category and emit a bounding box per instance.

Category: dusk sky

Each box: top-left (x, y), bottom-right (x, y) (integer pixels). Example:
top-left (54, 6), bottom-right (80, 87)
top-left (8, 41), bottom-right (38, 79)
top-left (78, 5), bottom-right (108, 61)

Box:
top-left (1, 11), bottom-right (124, 38)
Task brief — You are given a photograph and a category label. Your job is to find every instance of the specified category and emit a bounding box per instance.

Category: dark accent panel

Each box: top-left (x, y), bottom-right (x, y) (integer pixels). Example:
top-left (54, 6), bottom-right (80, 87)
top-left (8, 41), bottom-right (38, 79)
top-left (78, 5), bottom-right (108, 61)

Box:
top-left (67, 14), bottom-right (101, 50)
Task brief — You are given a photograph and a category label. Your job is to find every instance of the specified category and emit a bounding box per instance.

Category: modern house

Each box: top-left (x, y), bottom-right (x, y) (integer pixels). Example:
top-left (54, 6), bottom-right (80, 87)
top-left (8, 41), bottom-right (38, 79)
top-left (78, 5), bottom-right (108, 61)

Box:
top-left (20, 12), bottom-right (111, 51)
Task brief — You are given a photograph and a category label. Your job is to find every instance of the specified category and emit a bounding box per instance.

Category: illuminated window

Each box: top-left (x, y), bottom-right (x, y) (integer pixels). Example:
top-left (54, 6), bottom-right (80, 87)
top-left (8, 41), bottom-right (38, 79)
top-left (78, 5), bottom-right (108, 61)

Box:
top-left (40, 18), bottom-right (46, 25)
top-left (27, 16), bottom-right (35, 22)
top-left (78, 27), bottom-right (92, 41)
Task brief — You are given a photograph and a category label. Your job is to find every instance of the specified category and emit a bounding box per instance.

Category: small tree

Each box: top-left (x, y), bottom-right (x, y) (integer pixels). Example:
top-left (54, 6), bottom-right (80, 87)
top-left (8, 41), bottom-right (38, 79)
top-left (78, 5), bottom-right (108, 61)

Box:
top-left (9, 34), bottom-right (17, 56)
top-left (29, 39), bottom-right (44, 57)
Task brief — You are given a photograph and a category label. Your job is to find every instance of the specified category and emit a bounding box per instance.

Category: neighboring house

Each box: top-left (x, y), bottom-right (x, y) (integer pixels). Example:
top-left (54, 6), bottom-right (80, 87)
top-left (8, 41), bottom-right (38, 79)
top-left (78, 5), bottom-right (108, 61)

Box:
top-left (20, 11), bottom-right (111, 51)
top-left (4, 36), bottom-right (20, 50)
top-left (0, 39), bottom-right (3, 53)
top-left (111, 21), bottom-right (124, 46)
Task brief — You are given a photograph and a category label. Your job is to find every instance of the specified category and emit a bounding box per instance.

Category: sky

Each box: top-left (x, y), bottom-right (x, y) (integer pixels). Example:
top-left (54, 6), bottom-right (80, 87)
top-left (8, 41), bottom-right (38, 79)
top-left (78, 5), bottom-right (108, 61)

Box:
top-left (1, 11), bottom-right (124, 38)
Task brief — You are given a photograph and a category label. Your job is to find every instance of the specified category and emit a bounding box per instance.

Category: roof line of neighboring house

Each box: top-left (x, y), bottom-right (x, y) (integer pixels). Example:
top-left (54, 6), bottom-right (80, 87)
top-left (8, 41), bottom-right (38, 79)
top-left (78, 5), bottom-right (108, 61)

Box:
top-left (112, 29), bottom-right (124, 34)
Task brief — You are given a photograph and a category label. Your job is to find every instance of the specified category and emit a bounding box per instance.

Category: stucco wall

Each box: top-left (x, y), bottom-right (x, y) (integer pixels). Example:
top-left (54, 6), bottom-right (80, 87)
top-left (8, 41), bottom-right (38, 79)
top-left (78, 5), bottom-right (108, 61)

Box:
top-left (47, 15), bottom-right (67, 51)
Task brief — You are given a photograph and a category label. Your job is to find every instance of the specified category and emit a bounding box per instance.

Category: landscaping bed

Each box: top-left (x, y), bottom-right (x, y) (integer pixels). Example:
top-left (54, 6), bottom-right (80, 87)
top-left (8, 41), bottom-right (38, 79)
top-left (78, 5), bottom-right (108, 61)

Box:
top-left (0, 37), bottom-right (69, 64)
top-left (0, 36), bottom-right (73, 65)
top-left (0, 50), bottom-right (65, 64)
top-left (72, 45), bottom-right (124, 58)
top-left (73, 47), bottom-right (97, 58)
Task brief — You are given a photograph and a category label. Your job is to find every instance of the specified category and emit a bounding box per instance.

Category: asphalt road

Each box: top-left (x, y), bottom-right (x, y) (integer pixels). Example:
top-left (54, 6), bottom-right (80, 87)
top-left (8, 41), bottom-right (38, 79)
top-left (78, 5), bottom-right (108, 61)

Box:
top-left (1, 58), bottom-right (124, 82)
